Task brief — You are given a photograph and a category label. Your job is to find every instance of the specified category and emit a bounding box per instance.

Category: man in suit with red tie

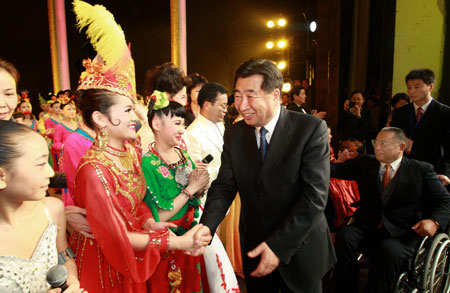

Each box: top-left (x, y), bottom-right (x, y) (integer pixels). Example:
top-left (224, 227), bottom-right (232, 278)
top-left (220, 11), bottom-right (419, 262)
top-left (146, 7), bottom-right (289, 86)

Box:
top-left (195, 59), bottom-right (336, 292)
top-left (331, 127), bottom-right (450, 292)
top-left (390, 68), bottom-right (450, 187)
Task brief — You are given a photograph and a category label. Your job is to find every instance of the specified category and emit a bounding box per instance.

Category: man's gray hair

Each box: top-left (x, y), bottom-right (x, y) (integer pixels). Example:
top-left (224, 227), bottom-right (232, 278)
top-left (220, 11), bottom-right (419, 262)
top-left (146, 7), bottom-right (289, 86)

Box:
top-left (380, 127), bottom-right (407, 143)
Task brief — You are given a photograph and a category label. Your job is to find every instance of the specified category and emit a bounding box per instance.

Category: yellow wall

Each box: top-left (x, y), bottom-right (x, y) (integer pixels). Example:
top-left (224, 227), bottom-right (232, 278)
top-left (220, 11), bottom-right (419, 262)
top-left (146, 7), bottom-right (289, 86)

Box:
top-left (392, 0), bottom-right (446, 98)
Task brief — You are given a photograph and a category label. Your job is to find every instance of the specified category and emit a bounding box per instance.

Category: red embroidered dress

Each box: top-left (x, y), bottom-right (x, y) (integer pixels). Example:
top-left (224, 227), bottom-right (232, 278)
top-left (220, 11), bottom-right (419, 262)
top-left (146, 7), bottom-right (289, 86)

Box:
top-left (69, 141), bottom-right (169, 292)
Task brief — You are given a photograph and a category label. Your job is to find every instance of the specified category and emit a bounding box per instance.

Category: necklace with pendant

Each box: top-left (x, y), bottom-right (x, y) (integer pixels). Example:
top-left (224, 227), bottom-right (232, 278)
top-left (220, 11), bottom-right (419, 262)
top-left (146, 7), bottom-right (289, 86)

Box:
top-left (151, 143), bottom-right (192, 187)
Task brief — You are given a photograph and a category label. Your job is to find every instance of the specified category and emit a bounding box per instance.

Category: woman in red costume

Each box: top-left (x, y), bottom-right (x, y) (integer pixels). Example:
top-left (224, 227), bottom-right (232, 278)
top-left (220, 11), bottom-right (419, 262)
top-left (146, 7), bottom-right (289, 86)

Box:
top-left (68, 1), bottom-right (211, 292)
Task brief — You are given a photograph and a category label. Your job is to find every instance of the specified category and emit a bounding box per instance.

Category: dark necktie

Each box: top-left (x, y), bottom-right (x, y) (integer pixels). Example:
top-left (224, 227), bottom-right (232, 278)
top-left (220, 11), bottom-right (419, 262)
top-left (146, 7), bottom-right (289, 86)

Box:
top-left (416, 107), bottom-right (423, 121)
top-left (382, 164), bottom-right (391, 188)
top-left (259, 127), bottom-right (268, 162)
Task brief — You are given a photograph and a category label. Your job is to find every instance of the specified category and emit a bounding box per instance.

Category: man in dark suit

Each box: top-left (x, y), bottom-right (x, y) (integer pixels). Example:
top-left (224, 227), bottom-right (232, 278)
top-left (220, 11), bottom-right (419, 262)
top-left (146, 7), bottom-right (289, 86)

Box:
top-left (195, 59), bottom-right (336, 292)
top-left (287, 85), bottom-right (307, 114)
top-left (390, 68), bottom-right (450, 187)
top-left (331, 127), bottom-right (450, 293)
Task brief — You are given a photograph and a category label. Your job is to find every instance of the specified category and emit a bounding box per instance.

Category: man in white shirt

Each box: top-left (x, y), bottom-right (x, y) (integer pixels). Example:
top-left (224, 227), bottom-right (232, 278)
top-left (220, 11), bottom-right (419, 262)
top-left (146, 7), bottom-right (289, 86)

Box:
top-left (185, 82), bottom-right (228, 202)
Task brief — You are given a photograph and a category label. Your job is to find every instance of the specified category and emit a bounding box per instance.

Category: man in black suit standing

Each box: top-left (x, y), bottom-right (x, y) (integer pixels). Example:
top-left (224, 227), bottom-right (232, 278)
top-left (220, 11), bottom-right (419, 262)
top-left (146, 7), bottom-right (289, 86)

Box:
top-left (390, 68), bottom-right (450, 187)
top-left (195, 59), bottom-right (336, 292)
top-left (331, 127), bottom-right (450, 292)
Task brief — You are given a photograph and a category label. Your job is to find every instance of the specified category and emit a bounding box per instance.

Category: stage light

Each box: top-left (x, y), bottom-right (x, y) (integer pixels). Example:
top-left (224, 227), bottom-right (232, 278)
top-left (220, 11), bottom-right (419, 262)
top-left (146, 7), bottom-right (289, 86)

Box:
top-left (310, 21), bottom-right (317, 32)
top-left (277, 40), bottom-right (286, 48)
top-left (282, 82), bottom-right (291, 92)
top-left (266, 41), bottom-right (274, 49)
top-left (278, 61), bottom-right (286, 70)
top-left (267, 20), bottom-right (274, 28)
top-left (278, 18), bottom-right (286, 27)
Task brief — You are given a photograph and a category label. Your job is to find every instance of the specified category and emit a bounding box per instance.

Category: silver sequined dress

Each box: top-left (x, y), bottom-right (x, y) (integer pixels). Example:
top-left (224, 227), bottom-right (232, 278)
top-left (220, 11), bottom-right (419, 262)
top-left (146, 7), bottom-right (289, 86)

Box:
top-left (0, 208), bottom-right (58, 292)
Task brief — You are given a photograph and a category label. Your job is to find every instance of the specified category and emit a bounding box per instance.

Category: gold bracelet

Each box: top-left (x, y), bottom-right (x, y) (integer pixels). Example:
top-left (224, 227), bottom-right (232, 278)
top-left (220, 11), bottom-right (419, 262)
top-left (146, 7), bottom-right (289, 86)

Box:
top-left (147, 235), bottom-right (161, 249)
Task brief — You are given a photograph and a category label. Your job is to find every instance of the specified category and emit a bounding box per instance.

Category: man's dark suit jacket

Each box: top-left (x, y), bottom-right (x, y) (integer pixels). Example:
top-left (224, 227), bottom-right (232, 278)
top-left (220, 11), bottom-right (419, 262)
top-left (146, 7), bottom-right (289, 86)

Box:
top-left (330, 155), bottom-right (450, 235)
top-left (390, 100), bottom-right (450, 177)
top-left (200, 106), bottom-right (336, 291)
top-left (286, 102), bottom-right (307, 114)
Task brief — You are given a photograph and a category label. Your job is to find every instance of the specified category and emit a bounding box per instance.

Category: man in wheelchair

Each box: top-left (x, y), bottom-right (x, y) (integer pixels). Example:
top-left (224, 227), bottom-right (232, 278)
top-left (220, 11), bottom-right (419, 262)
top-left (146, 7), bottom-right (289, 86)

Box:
top-left (330, 127), bottom-right (450, 292)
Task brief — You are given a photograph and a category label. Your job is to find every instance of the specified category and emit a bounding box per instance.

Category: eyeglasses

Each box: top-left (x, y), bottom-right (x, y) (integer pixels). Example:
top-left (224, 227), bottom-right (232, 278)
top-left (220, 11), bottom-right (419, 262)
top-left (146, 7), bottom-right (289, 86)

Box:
top-left (371, 139), bottom-right (395, 147)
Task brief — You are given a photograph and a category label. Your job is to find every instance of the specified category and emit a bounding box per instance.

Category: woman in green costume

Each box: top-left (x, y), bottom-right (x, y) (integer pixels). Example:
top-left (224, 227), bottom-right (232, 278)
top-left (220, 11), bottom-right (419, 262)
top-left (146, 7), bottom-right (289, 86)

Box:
top-left (142, 91), bottom-right (210, 292)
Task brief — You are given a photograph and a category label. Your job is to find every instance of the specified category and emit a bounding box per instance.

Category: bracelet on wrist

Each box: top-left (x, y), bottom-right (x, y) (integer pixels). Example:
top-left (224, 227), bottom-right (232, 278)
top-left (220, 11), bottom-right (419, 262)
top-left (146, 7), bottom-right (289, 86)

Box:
top-left (181, 188), bottom-right (194, 200)
top-left (432, 219), bottom-right (440, 227)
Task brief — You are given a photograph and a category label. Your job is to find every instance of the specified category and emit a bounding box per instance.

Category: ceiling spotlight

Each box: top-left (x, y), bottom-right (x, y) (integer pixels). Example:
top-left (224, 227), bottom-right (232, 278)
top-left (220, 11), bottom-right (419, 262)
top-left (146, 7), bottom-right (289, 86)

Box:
top-left (310, 21), bottom-right (317, 32)
top-left (277, 40), bottom-right (287, 48)
top-left (278, 18), bottom-right (286, 27)
top-left (282, 82), bottom-right (291, 92)
top-left (266, 41), bottom-right (274, 49)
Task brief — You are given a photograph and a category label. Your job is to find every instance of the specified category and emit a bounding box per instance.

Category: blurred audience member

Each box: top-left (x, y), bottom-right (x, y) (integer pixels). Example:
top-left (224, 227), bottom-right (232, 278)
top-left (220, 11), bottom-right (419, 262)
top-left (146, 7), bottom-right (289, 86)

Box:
top-left (185, 73), bottom-right (208, 126)
top-left (384, 93), bottom-right (410, 127)
top-left (0, 58), bottom-right (19, 121)
top-left (341, 90), bottom-right (372, 151)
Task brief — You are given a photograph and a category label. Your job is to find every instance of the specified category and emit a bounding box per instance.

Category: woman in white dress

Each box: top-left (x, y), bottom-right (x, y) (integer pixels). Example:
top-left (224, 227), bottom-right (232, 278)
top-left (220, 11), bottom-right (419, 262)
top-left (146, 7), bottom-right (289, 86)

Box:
top-left (0, 120), bottom-right (83, 293)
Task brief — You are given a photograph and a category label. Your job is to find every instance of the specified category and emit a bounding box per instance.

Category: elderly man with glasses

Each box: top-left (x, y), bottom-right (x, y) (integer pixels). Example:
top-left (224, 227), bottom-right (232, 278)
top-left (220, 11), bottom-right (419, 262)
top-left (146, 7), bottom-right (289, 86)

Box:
top-left (330, 126), bottom-right (450, 293)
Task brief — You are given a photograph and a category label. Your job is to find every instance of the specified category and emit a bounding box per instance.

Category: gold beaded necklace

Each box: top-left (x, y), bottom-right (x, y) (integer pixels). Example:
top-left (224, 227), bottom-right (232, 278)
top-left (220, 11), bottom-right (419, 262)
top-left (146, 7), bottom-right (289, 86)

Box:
top-left (103, 144), bottom-right (135, 171)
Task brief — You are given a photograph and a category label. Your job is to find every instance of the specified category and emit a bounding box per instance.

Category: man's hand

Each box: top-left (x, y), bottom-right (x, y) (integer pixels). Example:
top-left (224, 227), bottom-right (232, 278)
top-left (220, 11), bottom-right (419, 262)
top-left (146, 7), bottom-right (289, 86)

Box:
top-left (193, 225), bottom-right (212, 246)
top-left (247, 242), bottom-right (280, 277)
top-left (65, 206), bottom-right (93, 238)
top-left (412, 219), bottom-right (440, 237)
top-left (343, 100), bottom-right (350, 111)
top-left (336, 148), bottom-right (358, 163)
top-left (349, 105), bottom-right (361, 118)
top-left (180, 224), bottom-right (212, 256)
top-left (437, 174), bottom-right (450, 186)
top-left (311, 110), bottom-right (327, 119)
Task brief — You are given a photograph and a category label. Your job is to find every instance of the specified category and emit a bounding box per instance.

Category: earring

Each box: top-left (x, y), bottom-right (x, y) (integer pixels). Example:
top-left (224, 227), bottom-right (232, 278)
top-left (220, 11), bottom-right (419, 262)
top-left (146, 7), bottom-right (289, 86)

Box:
top-left (0, 175), bottom-right (6, 190)
top-left (98, 127), bottom-right (109, 150)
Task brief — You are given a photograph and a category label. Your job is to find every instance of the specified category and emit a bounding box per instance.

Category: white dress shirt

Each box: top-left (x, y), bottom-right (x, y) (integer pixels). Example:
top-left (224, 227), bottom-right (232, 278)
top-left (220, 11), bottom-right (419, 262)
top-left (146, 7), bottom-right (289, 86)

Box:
top-left (255, 106), bottom-right (281, 148)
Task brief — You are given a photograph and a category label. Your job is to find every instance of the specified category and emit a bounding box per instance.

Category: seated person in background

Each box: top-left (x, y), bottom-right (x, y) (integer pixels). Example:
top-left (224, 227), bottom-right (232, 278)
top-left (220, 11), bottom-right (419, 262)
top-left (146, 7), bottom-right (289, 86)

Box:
top-left (287, 85), bottom-right (326, 118)
top-left (331, 127), bottom-right (450, 293)
top-left (287, 85), bottom-right (307, 113)
top-left (281, 93), bottom-right (290, 107)
top-left (0, 121), bottom-right (82, 292)
top-left (326, 128), bottom-right (360, 235)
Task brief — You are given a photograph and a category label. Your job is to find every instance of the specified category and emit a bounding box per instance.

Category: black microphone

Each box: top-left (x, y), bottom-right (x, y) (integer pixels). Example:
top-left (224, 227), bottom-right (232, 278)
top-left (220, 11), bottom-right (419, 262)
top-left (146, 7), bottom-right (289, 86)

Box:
top-left (135, 120), bottom-right (142, 132)
top-left (201, 154), bottom-right (214, 164)
top-left (46, 265), bottom-right (68, 291)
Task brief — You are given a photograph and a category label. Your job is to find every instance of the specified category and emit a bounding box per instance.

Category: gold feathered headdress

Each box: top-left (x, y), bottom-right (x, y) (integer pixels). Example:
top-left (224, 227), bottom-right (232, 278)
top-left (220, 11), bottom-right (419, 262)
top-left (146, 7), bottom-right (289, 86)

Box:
top-left (73, 0), bottom-right (136, 102)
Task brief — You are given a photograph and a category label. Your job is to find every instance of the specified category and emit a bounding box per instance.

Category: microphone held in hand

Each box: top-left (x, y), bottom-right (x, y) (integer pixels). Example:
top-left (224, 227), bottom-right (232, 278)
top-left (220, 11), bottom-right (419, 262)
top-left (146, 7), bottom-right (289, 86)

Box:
top-left (135, 120), bottom-right (142, 132)
top-left (201, 154), bottom-right (214, 164)
top-left (46, 265), bottom-right (68, 291)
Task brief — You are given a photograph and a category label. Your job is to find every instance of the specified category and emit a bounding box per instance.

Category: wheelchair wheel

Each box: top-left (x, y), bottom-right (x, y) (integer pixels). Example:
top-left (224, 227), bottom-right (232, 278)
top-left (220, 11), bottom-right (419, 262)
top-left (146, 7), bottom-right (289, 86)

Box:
top-left (421, 233), bottom-right (450, 292)
top-left (394, 272), bottom-right (413, 293)
top-left (394, 237), bottom-right (430, 293)
top-left (412, 236), bottom-right (430, 276)
top-left (429, 239), bottom-right (450, 293)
